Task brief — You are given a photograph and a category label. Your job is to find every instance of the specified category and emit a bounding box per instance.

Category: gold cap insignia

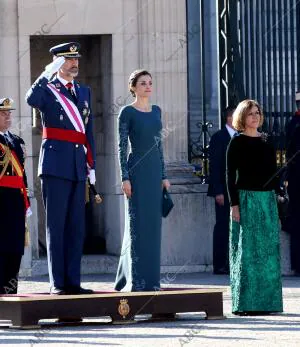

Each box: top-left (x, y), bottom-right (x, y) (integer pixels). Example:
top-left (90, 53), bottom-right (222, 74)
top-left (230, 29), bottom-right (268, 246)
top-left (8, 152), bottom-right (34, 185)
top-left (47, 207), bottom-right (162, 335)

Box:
top-left (0, 98), bottom-right (15, 110)
top-left (3, 99), bottom-right (10, 106)
top-left (70, 45), bottom-right (78, 52)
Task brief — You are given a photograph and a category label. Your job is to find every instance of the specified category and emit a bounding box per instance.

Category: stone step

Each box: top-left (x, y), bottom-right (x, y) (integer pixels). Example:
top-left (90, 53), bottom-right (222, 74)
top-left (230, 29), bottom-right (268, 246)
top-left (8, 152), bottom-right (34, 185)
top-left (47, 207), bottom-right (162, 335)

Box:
top-left (20, 255), bottom-right (213, 277)
top-left (19, 229), bottom-right (293, 277)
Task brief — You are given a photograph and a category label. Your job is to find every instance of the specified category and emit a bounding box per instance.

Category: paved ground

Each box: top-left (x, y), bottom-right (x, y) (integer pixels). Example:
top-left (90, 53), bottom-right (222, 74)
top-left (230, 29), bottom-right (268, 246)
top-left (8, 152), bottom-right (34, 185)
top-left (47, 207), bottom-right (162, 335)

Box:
top-left (0, 273), bottom-right (300, 347)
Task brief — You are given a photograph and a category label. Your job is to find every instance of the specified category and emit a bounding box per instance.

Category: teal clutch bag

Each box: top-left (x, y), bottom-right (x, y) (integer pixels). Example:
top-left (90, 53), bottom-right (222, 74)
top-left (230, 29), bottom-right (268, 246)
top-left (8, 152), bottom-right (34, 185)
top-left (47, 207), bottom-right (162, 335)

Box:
top-left (162, 187), bottom-right (174, 218)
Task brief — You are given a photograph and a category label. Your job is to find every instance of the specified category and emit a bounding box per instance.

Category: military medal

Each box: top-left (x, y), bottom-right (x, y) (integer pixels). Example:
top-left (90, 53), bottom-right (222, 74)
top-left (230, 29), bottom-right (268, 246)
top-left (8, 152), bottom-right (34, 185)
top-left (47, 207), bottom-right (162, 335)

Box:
top-left (83, 100), bottom-right (90, 125)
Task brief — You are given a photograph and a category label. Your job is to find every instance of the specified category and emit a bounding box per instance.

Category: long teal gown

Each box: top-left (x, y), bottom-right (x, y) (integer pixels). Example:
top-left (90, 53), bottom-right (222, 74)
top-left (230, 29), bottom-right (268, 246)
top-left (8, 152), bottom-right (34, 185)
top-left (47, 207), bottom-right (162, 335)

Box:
top-left (230, 190), bottom-right (283, 313)
top-left (114, 105), bottom-right (166, 292)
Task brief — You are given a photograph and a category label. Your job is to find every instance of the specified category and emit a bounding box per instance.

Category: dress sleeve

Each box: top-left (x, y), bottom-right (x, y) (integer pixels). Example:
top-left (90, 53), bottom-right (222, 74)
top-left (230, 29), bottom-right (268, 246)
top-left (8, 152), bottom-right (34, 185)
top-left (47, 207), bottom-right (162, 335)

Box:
top-left (226, 137), bottom-right (239, 206)
top-left (157, 106), bottom-right (167, 179)
top-left (118, 107), bottom-right (130, 181)
top-left (25, 75), bottom-right (49, 111)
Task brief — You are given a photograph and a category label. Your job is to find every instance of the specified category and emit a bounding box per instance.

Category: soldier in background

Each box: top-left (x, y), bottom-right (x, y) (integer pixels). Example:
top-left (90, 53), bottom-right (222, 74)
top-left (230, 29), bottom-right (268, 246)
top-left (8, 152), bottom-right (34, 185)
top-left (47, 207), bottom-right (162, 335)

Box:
top-left (208, 106), bottom-right (236, 275)
top-left (0, 98), bottom-right (30, 294)
top-left (286, 91), bottom-right (300, 275)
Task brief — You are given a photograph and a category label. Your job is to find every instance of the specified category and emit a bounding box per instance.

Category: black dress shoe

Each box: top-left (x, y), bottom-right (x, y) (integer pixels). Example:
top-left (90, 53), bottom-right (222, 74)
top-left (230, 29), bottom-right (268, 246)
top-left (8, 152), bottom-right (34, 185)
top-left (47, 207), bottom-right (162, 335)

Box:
top-left (232, 311), bottom-right (271, 316)
top-left (50, 287), bottom-right (66, 295)
top-left (213, 267), bottom-right (229, 275)
top-left (66, 287), bottom-right (94, 295)
top-left (56, 317), bottom-right (83, 323)
top-left (151, 313), bottom-right (176, 320)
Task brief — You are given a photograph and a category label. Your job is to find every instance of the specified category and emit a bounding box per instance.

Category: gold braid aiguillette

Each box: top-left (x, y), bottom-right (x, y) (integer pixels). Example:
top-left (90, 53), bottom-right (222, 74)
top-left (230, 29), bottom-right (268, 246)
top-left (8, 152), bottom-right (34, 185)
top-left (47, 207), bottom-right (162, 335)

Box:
top-left (0, 145), bottom-right (12, 179)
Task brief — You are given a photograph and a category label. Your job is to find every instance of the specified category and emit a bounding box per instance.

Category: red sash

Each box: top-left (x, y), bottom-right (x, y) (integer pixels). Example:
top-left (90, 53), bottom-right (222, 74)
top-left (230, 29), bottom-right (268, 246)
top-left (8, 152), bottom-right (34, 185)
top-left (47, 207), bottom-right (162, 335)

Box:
top-left (42, 127), bottom-right (93, 168)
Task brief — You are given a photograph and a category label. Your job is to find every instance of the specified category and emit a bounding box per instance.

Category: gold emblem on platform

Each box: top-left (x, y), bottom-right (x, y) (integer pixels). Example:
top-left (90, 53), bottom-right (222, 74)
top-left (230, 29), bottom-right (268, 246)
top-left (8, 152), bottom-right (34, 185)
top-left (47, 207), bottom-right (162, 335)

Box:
top-left (118, 299), bottom-right (130, 319)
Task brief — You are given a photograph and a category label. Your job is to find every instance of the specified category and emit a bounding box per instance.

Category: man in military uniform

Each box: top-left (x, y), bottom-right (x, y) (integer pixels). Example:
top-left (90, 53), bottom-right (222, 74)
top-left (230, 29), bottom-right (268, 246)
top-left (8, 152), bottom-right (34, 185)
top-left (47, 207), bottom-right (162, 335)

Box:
top-left (208, 106), bottom-right (236, 275)
top-left (0, 98), bottom-right (30, 294)
top-left (26, 42), bottom-right (96, 294)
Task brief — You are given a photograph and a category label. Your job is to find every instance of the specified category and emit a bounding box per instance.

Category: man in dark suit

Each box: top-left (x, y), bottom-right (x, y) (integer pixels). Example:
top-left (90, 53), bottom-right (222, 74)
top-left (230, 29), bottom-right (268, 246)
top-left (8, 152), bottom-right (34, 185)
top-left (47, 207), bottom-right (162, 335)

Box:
top-left (0, 98), bottom-right (30, 294)
top-left (208, 106), bottom-right (236, 275)
top-left (26, 42), bottom-right (96, 294)
top-left (286, 91), bottom-right (300, 275)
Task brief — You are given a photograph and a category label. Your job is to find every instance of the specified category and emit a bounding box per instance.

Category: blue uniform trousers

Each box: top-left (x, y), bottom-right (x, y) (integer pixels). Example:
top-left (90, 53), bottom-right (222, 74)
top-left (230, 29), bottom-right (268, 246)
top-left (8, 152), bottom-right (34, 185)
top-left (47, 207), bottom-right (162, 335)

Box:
top-left (41, 175), bottom-right (85, 290)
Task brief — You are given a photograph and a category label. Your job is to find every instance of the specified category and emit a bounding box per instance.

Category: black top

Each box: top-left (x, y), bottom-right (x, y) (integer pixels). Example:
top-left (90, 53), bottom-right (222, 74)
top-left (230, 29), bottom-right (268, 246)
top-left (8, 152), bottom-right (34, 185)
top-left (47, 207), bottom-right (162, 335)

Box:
top-left (226, 133), bottom-right (279, 206)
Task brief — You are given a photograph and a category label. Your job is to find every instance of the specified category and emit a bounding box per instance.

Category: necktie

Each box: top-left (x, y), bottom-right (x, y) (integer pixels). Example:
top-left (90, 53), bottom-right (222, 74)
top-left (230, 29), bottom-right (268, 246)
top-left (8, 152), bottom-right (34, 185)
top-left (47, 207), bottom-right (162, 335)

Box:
top-left (4, 133), bottom-right (11, 144)
top-left (65, 82), bottom-right (77, 104)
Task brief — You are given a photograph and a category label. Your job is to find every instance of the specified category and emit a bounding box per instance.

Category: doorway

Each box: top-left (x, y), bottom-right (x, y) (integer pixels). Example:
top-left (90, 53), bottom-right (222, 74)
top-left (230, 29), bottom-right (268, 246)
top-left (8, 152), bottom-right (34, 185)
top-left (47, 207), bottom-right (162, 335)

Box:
top-left (29, 34), bottom-right (112, 257)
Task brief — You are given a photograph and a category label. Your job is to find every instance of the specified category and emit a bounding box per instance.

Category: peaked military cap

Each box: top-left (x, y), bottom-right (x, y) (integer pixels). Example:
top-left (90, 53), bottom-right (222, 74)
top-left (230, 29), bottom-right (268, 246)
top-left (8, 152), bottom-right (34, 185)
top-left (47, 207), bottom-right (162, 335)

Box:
top-left (49, 42), bottom-right (81, 58)
top-left (0, 98), bottom-right (15, 111)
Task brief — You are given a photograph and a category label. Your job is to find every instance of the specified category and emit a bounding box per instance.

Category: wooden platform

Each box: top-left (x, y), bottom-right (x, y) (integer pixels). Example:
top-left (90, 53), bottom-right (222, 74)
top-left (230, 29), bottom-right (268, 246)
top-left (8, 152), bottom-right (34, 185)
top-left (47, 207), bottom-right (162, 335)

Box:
top-left (0, 288), bottom-right (225, 329)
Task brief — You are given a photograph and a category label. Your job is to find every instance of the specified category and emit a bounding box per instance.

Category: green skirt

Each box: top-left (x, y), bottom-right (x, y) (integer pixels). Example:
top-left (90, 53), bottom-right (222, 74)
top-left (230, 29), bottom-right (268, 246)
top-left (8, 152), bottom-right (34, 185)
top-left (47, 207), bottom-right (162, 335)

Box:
top-left (230, 190), bottom-right (283, 313)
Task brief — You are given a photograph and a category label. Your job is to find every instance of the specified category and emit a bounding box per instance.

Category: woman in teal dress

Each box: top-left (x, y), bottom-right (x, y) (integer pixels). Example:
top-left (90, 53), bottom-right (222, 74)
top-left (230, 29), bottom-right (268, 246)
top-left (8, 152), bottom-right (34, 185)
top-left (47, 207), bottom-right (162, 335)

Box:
top-left (226, 99), bottom-right (283, 315)
top-left (114, 70), bottom-right (170, 292)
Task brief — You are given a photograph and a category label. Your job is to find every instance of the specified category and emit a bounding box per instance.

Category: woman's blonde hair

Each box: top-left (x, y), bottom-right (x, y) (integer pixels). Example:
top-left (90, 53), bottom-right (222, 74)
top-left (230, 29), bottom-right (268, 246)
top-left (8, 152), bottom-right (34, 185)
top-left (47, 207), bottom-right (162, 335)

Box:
top-left (232, 99), bottom-right (264, 132)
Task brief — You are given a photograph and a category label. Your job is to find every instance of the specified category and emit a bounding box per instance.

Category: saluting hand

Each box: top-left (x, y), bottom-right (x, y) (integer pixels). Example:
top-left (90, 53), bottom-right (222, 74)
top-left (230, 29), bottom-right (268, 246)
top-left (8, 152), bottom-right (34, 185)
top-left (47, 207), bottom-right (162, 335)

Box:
top-left (122, 180), bottom-right (132, 198)
top-left (43, 57), bottom-right (65, 80)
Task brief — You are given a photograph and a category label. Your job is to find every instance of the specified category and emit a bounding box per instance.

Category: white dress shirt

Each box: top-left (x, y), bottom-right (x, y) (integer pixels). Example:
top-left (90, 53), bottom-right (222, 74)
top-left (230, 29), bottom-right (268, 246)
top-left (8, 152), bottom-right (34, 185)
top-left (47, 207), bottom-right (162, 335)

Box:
top-left (57, 76), bottom-right (76, 96)
top-left (0, 130), bottom-right (9, 137)
top-left (225, 124), bottom-right (237, 138)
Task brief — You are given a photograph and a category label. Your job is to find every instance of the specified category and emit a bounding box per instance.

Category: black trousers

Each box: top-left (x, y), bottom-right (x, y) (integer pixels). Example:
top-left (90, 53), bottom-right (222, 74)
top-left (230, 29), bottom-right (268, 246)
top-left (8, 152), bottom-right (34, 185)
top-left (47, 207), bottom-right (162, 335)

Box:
top-left (0, 253), bottom-right (22, 294)
top-left (287, 185), bottom-right (300, 272)
top-left (213, 196), bottom-right (230, 273)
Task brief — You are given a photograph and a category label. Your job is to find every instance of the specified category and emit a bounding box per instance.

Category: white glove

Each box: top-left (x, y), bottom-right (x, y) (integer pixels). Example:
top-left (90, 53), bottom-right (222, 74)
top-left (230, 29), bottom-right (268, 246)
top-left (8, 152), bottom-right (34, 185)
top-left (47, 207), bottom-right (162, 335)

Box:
top-left (88, 169), bottom-right (96, 185)
top-left (42, 57), bottom-right (65, 80)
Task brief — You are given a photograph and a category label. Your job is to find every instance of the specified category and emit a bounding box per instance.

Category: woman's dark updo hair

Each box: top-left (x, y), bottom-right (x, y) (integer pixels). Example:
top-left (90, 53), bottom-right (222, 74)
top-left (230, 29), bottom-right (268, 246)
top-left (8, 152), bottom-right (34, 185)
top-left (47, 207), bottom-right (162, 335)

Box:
top-left (128, 69), bottom-right (152, 97)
